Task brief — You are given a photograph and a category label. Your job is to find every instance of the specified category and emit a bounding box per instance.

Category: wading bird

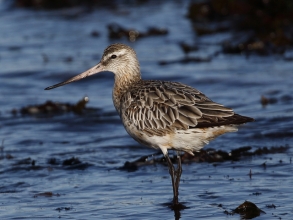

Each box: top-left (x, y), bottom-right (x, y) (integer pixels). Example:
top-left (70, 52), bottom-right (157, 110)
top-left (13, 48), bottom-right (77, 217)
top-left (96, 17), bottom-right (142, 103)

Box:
top-left (45, 43), bottom-right (253, 208)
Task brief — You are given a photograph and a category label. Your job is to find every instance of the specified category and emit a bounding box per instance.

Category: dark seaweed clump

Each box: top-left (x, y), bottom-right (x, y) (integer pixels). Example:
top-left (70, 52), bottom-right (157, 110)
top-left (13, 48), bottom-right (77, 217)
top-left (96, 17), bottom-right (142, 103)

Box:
top-left (187, 0), bottom-right (293, 56)
top-left (11, 97), bottom-right (95, 117)
top-left (108, 23), bottom-right (168, 42)
top-left (120, 145), bottom-right (289, 171)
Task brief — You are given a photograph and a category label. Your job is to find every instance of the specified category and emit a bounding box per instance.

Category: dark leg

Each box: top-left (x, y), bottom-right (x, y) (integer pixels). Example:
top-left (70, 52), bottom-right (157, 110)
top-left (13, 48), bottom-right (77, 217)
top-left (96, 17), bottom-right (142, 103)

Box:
top-left (164, 153), bottom-right (178, 204)
top-left (164, 151), bottom-right (182, 206)
top-left (174, 151), bottom-right (182, 200)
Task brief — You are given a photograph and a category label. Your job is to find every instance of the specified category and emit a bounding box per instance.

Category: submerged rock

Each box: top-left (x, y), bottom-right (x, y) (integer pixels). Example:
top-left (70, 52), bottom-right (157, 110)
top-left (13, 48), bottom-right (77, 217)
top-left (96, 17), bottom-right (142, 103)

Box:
top-left (234, 201), bottom-right (265, 219)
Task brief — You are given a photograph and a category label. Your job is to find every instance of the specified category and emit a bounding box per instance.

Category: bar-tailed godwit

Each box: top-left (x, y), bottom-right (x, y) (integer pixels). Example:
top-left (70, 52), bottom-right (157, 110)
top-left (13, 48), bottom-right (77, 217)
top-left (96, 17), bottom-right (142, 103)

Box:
top-left (45, 43), bottom-right (254, 208)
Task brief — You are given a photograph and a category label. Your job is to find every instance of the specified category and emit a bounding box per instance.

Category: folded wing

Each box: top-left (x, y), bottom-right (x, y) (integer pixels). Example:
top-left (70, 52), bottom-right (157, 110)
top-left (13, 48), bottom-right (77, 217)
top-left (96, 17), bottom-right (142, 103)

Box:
top-left (121, 80), bottom-right (253, 136)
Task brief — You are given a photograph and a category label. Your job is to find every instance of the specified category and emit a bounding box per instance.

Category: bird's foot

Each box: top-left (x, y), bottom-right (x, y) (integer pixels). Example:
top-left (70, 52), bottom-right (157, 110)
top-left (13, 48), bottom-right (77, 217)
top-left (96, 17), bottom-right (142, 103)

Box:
top-left (169, 200), bottom-right (188, 211)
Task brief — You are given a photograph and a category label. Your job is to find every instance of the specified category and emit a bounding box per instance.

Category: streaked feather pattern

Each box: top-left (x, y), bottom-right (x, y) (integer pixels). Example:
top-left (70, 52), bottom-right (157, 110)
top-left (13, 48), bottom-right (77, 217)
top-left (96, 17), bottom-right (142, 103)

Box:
top-left (120, 80), bottom-right (253, 137)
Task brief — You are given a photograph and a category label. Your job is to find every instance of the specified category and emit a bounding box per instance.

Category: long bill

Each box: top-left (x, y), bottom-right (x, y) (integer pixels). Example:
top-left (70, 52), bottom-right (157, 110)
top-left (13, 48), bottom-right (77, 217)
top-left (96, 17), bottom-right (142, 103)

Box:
top-left (45, 63), bottom-right (104, 90)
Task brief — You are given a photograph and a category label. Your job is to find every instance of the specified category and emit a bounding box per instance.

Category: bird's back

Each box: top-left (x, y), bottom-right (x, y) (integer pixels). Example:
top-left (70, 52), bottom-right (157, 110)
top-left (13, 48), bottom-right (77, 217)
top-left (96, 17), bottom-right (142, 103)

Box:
top-left (120, 80), bottom-right (253, 134)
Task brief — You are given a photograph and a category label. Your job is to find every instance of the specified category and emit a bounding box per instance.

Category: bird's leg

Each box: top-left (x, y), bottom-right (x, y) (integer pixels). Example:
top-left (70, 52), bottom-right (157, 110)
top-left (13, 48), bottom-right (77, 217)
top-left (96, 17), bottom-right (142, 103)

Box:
top-left (164, 153), bottom-right (178, 205)
top-left (175, 151), bottom-right (182, 199)
top-left (164, 152), bottom-right (180, 205)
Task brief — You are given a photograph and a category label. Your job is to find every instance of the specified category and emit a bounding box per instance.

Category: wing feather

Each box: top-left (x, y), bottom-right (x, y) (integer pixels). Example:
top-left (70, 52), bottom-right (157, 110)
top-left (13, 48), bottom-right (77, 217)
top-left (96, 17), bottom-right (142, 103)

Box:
top-left (121, 80), bottom-right (252, 137)
top-left (168, 108), bottom-right (176, 122)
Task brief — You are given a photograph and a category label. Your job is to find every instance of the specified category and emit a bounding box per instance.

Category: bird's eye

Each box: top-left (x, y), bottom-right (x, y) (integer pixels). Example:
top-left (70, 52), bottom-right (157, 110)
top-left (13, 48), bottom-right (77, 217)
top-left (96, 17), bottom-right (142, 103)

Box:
top-left (111, 54), bottom-right (117, 59)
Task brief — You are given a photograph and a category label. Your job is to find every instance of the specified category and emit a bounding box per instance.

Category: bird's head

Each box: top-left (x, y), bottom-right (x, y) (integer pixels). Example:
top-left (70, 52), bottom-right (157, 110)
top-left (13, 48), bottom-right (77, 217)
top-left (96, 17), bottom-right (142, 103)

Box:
top-left (45, 43), bottom-right (140, 90)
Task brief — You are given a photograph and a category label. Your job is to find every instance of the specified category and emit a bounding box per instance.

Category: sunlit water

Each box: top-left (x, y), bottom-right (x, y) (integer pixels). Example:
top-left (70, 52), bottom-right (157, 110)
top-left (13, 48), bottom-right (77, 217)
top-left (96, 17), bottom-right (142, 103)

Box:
top-left (0, 1), bottom-right (292, 219)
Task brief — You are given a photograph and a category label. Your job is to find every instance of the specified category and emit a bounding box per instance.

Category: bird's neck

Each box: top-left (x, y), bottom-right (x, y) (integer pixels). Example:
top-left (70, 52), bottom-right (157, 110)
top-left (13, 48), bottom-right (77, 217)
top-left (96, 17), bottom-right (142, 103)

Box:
top-left (112, 71), bottom-right (141, 114)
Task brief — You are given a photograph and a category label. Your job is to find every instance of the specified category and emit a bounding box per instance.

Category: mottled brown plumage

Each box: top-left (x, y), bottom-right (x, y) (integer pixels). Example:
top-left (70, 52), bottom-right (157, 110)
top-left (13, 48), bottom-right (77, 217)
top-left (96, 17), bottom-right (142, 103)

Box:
top-left (45, 43), bottom-right (254, 208)
top-left (121, 80), bottom-right (253, 136)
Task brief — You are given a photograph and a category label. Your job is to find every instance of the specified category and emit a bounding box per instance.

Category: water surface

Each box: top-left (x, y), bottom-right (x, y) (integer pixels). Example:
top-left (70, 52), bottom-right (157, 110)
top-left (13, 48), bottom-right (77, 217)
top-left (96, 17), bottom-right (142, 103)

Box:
top-left (0, 1), bottom-right (292, 219)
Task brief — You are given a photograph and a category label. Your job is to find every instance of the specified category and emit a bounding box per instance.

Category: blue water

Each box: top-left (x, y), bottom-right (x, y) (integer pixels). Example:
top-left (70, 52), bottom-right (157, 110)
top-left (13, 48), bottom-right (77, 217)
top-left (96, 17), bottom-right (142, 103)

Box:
top-left (0, 1), bottom-right (292, 219)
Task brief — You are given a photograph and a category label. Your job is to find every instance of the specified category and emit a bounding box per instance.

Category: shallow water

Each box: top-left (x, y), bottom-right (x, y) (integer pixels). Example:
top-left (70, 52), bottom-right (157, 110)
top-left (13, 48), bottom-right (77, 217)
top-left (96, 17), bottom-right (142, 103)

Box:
top-left (0, 1), bottom-right (293, 219)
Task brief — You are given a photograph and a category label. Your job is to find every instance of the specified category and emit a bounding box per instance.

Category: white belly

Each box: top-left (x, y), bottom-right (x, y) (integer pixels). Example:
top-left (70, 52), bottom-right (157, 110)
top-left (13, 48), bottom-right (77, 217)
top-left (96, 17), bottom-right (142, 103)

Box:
top-left (123, 120), bottom-right (237, 155)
